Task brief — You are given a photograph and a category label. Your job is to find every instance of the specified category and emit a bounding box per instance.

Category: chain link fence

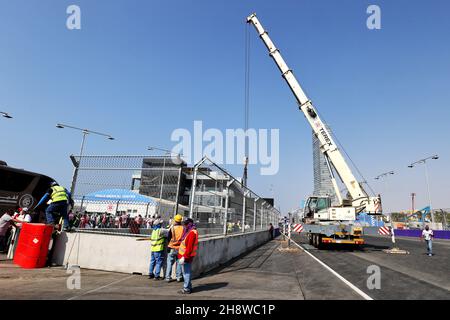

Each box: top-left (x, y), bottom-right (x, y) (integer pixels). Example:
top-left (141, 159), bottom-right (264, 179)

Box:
top-left (70, 155), bottom-right (187, 234)
top-left (69, 155), bottom-right (281, 237)
top-left (189, 157), bottom-right (281, 237)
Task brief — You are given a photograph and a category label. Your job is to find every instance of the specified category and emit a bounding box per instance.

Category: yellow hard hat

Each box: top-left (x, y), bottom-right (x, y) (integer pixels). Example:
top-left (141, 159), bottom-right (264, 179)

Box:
top-left (174, 214), bottom-right (183, 223)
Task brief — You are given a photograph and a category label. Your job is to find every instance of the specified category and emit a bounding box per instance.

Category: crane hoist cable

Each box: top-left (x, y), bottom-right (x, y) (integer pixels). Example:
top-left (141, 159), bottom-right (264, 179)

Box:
top-left (244, 22), bottom-right (251, 134)
top-left (243, 23), bottom-right (251, 186)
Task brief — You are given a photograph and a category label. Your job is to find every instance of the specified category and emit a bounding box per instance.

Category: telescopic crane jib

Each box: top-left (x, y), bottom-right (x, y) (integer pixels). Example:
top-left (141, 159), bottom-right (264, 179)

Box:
top-left (246, 13), bottom-right (382, 218)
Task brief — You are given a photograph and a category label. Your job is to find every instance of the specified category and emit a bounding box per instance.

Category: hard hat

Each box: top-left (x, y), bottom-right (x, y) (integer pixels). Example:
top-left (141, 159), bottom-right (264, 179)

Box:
top-left (174, 214), bottom-right (183, 223)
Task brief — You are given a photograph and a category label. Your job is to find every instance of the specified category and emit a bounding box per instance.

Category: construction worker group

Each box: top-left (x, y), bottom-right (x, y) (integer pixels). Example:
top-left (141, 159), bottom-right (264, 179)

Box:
top-left (148, 214), bottom-right (199, 294)
top-left (28, 179), bottom-right (200, 294)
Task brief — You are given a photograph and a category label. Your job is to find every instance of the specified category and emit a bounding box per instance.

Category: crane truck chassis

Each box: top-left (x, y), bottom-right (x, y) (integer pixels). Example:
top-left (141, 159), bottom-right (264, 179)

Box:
top-left (247, 13), bottom-right (382, 248)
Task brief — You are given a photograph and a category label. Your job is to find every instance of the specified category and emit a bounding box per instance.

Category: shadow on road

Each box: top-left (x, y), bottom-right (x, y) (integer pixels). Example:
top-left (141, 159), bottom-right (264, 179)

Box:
top-left (193, 282), bottom-right (229, 293)
top-left (361, 243), bottom-right (391, 252)
top-left (198, 238), bottom-right (281, 277)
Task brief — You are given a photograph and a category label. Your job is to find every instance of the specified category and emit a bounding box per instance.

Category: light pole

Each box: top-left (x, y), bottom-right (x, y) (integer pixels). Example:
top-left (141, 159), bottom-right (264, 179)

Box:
top-left (375, 171), bottom-right (394, 217)
top-left (56, 123), bottom-right (114, 195)
top-left (1, 111), bottom-right (13, 119)
top-left (408, 155), bottom-right (439, 224)
top-left (411, 192), bottom-right (416, 221)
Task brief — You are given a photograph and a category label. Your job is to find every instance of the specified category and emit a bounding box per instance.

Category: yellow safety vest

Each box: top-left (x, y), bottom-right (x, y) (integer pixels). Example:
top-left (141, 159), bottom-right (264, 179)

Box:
top-left (151, 228), bottom-right (165, 252)
top-left (168, 225), bottom-right (184, 250)
top-left (178, 229), bottom-right (198, 258)
top-left (51, 186), bottom-right (68, 202)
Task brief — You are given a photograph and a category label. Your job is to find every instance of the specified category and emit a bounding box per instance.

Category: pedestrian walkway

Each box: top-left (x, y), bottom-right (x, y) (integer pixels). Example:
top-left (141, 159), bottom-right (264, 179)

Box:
top-left (0, 239), bottom-right (362, 300)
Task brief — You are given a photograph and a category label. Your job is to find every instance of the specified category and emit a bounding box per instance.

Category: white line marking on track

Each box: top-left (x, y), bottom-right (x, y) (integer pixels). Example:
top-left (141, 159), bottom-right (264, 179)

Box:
top-left (289, 237), bottom-right (374, 300)
top-left (68, 274), bottom-right (136, 300)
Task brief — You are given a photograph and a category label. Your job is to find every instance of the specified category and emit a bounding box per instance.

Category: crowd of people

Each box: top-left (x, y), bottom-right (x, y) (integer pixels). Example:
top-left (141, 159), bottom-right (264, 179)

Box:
top-left (67, 211), bottom-right (157, 231)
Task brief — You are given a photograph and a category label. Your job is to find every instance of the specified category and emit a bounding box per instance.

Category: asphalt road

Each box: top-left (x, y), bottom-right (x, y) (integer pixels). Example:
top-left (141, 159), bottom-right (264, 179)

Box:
top-left (291, 233), bottom-right (450, 300)
top-left (0, 239), bottom-right (362, 300)
top-left (1, 235), bottom-right (448, 300)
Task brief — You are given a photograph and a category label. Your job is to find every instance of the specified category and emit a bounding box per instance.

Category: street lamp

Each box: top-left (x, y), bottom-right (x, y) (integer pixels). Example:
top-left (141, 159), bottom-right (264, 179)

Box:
top-left (56, 123), bottom-right (115, 194)
top-left (57, 123), bottom-right (115, 155)
top-left (374, 171), bottom-right (394, 180)
top-left (147, 146), bottom-right (183, 157)
top-left (408, 155), bottom-right (439, 224)
top-left (374, 171), bottom-right (394, 215)
top-left (1, 111), bottom-right (13, 119)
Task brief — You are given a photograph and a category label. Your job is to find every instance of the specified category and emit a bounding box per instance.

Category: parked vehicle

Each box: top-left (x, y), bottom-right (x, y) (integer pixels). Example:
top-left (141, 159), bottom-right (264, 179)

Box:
top-left (0, 161), bottom-right (55, 213)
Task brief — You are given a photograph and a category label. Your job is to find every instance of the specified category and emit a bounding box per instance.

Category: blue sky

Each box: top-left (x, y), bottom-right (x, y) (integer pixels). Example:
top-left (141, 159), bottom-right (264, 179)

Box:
top-left (1, 0), bottom-right (449, 213)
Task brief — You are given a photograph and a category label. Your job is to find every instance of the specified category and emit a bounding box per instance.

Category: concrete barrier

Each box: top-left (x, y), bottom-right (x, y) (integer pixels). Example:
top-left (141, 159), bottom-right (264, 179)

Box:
top-left (51, 228), bottom-right (276, 278)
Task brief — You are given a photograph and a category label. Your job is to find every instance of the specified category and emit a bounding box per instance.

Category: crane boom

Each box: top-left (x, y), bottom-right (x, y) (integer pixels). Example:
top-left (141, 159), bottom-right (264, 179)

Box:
top-left (247, 13), bottom-right (381, 214)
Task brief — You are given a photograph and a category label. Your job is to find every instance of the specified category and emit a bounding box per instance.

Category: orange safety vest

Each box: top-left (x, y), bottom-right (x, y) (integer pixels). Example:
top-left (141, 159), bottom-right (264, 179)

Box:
top-left (178, 229), bottom-right (198, 258)
top-left (168, 225), bottom-right (184, 250)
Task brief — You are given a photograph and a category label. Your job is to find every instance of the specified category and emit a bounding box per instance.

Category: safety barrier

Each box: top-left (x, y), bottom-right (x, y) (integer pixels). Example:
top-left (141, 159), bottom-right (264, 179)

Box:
top-left (363, 226), bottom-right (450, 239)
top-left (51, 228), bottom-right (278, 278)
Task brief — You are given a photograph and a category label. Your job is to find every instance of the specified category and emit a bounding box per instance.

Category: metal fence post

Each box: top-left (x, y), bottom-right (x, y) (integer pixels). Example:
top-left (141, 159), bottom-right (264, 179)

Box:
top-left (242, 190), bottom-right (246, 233)
top-left (115, 200), bottom-right (120, 216)
top-left (158, 157), bottom-right (167, 216)
top-left (69, 155), bottom-right (80, 196)
top-left (174, 166), bottom-right (182, 216)
top-left (261, 205), bottom-right (264, 230)
top-left (188, 166), bottom-right (198, 219)
top-left (80, 196), bottom-right (85, 213)
top-left (253, 198), bottom-right (257, 231)
top-left (145, 202), bottom-right (150, 218)
top-left (288, 212), bottom-right (291, 247)
top-left (223, 183), bottom-right (230, 235)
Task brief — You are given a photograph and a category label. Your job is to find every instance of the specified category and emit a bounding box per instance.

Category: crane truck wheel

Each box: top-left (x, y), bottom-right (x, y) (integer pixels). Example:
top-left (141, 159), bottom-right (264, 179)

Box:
top-left (312, 234), bottom-right (318, 247)
top-left (317, 235), bottom-right (323, 250)
top-left (308, 234), bottom-right (313, 245)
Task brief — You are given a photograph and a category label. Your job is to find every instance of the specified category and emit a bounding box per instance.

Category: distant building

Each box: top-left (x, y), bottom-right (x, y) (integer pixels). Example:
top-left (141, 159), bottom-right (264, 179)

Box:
top-left (312, 129), bottom-right (338, 204)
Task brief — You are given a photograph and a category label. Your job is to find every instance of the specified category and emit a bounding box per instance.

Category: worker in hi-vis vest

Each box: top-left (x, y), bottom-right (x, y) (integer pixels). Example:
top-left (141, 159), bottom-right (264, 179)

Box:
top-left (165, 214), bottom-right (185, 282)
top-left (36, 181), bottom-right (73, 231)
top-left (148, 218), bottom-right (169, 280)
top-left (177, 218), bottom-right (199, 294)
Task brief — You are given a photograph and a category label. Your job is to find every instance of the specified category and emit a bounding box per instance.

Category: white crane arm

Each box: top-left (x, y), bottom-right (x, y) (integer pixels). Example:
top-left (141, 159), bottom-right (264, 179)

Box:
top-left (247, 13), bottom-right (381, 214)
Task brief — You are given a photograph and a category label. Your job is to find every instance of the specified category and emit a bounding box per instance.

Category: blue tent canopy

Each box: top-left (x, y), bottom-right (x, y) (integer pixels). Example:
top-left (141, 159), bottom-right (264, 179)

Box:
top-left (80, 189), bottom-right (156, 204)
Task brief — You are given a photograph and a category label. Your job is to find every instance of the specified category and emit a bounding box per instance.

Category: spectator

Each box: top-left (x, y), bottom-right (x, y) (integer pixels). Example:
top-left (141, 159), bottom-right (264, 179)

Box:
top-left (129, 217), bottom-right (140, 235)
top-left (148, 219), bottom-right (168, 280)
top-left (421, 225), bottom-right (434, 257)
top-left (121, 213), bottom-right (128, 228)
top-left (178, 218), bottom-right (199, 294)
top-left (12, 208), bottom-right (21, 220)
top-left (101, 213), bottom-right (107, 228)
top-left (268, 223), bottom-right (274, 240)
top-left (165, 214), bottom-right (184, 283)
top-left (16, 207), bottom-right (32, 226)
top-left (0, 211), bottom-right (17, 253)
top-left (79, 215), bottom-right (87, 229)
top-left (135, 215), bottom-right (143, 227)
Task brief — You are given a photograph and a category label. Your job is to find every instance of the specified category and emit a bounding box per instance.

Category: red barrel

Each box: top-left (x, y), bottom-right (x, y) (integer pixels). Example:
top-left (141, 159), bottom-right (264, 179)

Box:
top-left (13, 223), bottom-right (54, 268)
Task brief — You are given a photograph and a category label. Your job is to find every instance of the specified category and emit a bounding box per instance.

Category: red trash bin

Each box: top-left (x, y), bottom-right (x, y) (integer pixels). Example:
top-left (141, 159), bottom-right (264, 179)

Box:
top-left (13, 223), bottom-right (54, 268)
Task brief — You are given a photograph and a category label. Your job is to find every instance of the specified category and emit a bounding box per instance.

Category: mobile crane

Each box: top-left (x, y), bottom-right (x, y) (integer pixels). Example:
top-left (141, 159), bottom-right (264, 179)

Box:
top-left (247, 13), bottom-right (382, 248)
